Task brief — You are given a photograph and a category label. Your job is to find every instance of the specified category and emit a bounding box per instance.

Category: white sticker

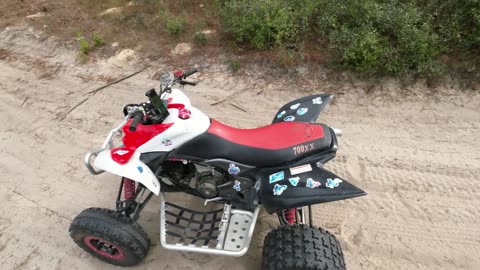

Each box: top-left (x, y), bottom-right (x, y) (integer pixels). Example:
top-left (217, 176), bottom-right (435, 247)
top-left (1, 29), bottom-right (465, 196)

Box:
top-left (289, 164), bottom-right (312, 175)
top-left (114, 149), bottom-right (129, 155)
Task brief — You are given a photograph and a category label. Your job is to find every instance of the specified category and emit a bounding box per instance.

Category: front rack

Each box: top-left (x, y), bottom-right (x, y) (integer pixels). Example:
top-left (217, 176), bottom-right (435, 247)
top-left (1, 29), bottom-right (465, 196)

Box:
top-left (83, 115), bottom-right (131, 175)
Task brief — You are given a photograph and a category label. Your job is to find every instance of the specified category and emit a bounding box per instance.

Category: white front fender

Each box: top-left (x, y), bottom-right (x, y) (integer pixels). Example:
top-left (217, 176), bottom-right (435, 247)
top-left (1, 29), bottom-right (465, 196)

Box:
top-left (93, 150), bottom-right (160, 195)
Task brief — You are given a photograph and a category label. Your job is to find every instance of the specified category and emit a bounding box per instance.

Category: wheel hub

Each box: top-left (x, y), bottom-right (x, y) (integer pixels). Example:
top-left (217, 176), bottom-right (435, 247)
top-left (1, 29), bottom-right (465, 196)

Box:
top-left (83, 235), bottom-right (125, 260)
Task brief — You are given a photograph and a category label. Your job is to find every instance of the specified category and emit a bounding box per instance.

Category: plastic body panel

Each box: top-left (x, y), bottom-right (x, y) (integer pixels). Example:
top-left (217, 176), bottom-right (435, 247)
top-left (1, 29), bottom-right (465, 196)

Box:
top-left (272, 94), bottom-right (333, 124)
top-left (257, 162), bottom-right (366, 213)
top-left (94, 151), bottom-right (161, 195)
top-left (136, 89), bottom-right (211, 153)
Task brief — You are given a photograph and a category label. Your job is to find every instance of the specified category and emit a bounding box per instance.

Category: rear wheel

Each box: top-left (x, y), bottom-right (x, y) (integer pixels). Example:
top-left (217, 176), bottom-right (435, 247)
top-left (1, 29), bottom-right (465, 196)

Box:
top-left (69, 208), bottom-right (150, 266)
top-left (262, 225), bottom-right (346, 270)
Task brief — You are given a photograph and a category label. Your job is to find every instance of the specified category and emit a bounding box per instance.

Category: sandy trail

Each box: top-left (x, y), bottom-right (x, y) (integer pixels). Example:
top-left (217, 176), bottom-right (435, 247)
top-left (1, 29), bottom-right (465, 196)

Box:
top-left (1, 26), bottom-right (479, 270)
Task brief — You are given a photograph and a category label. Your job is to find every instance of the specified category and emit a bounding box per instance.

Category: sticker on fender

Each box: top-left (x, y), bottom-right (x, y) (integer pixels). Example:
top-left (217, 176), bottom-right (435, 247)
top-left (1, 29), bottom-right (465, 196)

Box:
top-left (289, 164), bottom-right (312, 175)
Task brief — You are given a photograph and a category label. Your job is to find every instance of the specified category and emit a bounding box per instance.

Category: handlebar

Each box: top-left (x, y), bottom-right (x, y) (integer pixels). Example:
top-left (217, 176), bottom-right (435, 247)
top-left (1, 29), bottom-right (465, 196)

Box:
top-left (183, 68), bottom-right (197, 78)
top-left (129, 111), bottom-right (144, 131)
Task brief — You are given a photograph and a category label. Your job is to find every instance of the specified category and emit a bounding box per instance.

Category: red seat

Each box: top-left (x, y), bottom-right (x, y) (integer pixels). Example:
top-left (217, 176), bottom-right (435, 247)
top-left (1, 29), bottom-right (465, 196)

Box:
top-left (207, 120), bottom-right (326, 150)
top-left (173, 119), bottom-right (333, 167)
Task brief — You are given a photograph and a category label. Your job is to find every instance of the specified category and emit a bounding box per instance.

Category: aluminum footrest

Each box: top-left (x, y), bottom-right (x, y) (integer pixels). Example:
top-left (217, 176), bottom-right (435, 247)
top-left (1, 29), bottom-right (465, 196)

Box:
top-left (160, 193), bottom-right (260, 256)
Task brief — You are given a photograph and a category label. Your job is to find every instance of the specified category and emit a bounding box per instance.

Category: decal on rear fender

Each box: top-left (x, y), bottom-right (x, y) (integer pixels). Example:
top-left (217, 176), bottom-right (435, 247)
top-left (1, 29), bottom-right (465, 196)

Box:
top-left (288, 177), bottom-right (300, 186)
top-left (326, 178), bottom-right (343, 189)
top-left (312, 97), bottom-right (323, 104)
top-left (297, 108), bottom-right (308, 115)
top-left (289, 164), bottom-right (312, 175)
top-left (306, 178), bottom-right (321, 188)
top-left (293, 144), bottom-right (315, 155)
top-left (269, 171), bottom-right (285, 184)
top-left (290, 103), bottom-right (300, 110)
top-left (273, 184), bottom-right (287, 195)
top-left (284, 115), bottom-right (295, 122)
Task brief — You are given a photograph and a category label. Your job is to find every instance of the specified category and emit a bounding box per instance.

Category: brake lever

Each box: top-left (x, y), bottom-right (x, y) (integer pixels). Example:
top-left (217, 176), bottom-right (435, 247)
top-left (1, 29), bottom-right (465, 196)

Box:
top-left (179, 80), bottom-right (197, 86)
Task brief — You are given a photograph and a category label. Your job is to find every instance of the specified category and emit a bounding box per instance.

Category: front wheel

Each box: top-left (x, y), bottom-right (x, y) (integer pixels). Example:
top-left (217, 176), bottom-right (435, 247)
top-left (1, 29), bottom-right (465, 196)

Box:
top-left (262, 225), bottom-right (346, 270)
top-left (69, 208), bottom-right (150, 267)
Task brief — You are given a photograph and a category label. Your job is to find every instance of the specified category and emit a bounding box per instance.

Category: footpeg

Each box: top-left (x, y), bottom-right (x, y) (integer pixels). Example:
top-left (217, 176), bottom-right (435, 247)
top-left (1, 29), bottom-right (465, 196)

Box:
top-left (160, 193), bottom-right (259, 256)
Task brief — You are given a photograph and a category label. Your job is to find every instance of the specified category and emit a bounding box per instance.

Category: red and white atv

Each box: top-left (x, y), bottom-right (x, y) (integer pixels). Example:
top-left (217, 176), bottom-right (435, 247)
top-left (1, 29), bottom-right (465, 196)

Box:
top-left (69, 68), bottom-right (366, 270)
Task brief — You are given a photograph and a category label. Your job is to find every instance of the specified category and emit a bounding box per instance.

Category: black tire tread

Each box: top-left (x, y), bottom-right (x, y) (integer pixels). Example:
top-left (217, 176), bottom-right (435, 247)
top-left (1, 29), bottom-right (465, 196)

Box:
top-left (262, 225), bottom-right (346, 270)
top-left (69, 207), bottom-right (150, 267)
top-left (73, 207), bottom-right (150, 249)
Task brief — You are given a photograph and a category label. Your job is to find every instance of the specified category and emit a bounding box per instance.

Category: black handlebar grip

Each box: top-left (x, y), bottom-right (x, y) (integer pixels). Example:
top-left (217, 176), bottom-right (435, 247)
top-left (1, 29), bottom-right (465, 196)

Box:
top-left (129, 111), bottom-right (143, 132)
top-left (183, 68), bottom-right (198, 78)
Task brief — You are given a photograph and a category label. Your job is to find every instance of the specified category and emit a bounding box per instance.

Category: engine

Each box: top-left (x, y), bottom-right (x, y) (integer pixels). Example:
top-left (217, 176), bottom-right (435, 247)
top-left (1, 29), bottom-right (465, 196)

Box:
top-left (195, 170), bottom-right (225, 198)
top-left (157, 161), bottom-right (227, 198)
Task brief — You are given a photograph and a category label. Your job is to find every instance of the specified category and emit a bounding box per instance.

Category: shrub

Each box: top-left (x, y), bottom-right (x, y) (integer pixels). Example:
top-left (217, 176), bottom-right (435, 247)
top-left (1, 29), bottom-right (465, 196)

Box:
top-left (92, 32), bottom-right (106, 48)
top-left (219, 0), bottom-right (302, 49)
top-left (119, 11), bottom-right (146, 27)
top-left (218, 0), bottom-right (480, 76)
top-left (193, 32), bottom-right (208, 46)
top-left (75, 31), bottom-right (91, 55)
top-left (227, 59), bottom-right (241, 73)
top-left (316, 0), bottom-right (443, 75)
top-left (79, 37), bottom-right (90, 55)
top-left (165, 14), bottom-right (186, 37)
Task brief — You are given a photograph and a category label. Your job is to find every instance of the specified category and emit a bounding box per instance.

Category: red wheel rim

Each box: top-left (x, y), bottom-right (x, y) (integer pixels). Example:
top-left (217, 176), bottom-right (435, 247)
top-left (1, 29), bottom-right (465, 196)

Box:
top-left (83, 235), bottom-right (126, 260)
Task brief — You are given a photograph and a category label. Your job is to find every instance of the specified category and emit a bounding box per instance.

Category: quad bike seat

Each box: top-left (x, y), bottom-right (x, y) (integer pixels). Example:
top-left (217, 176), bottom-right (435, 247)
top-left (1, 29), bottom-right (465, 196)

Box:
top-left (173, 119), bottom-right (333, 167)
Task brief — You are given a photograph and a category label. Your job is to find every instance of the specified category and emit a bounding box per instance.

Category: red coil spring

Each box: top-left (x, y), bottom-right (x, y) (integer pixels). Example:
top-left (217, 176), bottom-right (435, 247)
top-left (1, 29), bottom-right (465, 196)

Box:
top-left (284, 208), bottom-right (296, 225)
top-left (123, 178), bottom-right (136, 200)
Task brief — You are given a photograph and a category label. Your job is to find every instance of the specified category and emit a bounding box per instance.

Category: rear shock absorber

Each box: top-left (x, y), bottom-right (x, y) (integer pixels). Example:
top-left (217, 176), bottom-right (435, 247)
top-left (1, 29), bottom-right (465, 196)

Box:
top-left (123, 178), bottom-right (136, 200)
top-left (283, 208), bottom-right (296, 225)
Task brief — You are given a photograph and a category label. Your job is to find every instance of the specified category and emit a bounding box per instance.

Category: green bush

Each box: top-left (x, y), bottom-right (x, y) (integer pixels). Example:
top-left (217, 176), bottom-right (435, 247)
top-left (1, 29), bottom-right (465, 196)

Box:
top-left (227, 59), bottom-right (241, 73)
top-left (219, 0), bottom-right (303, 49)
top-left (78, 37), bottom-right (90, 55)
top-left (218, 0), bottom-right (479, 76)
top-left (165, 14), bottom-right (186, 37)
top-left (193, 32), bottom-right (208, 46)
top-left (92, 32), bottom-right (106, 48)
top-left (316, 0), bottom-right (444, 75)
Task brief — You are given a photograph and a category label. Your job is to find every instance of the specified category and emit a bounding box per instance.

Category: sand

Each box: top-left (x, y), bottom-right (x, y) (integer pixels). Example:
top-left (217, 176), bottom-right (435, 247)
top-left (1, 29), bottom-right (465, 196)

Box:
top-left (1, 26), bottom-right (479, 270)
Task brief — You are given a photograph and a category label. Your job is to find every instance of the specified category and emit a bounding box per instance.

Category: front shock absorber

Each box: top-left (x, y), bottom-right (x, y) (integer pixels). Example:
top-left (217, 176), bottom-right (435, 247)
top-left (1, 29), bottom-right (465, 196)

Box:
top-left (283, 208), bottom-right (296, 225)
top-left (123, 178), bottom-right (136, 200)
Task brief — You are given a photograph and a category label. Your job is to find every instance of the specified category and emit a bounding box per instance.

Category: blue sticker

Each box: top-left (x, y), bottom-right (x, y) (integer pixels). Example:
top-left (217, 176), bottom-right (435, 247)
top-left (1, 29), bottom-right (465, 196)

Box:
top-left (137, 166), bottom-right (144, 173)
top-left (312, 97), bottom-right (323, 104)
top-left (284, 115), bottom-right (295, 122)
top-left (290, 103), bottom-right (300, 110)
top-left (277, 110), bottom-right (286, 118)
top-left (297, 108), bottom-right (308, 115)
top-left (326, 178), bottom-right (343, 189)
top-left (306, 178), bottom-right (321, 189)
top-left (254, 181), bottom-right (261, 192)
top-left (273, 184), bottom-right (288, 196)
top-left (269, 171), bottom-right (285, 184)
top-left (228, 163), bottom-right (240, 175)
top-left (233, 180), bottom-right (241, 192)
top-left (288, 177), bottom-right (300, 186)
